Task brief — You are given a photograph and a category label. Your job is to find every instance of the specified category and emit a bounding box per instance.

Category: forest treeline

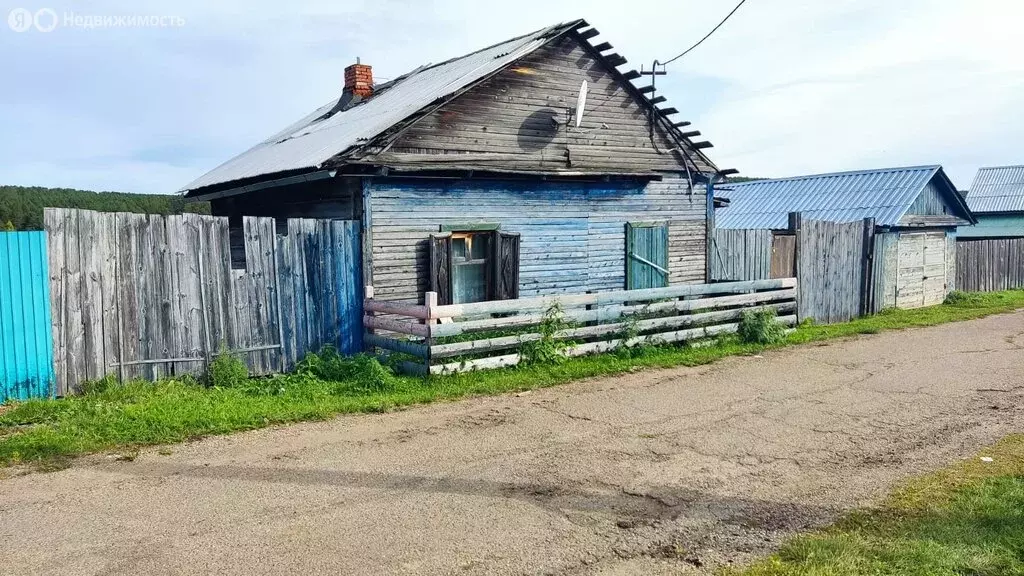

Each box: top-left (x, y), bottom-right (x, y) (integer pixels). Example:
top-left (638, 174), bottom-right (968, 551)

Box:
top-left (0, 186), bottom-right (210, 230)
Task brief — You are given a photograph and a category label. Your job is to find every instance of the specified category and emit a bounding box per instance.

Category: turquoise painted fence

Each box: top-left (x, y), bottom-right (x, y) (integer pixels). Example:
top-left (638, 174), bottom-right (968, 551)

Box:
top-left (0, 232), bottom-right (55, 402)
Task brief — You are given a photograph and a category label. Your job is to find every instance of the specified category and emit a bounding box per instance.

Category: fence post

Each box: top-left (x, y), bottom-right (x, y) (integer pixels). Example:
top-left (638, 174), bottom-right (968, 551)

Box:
top-left (859, 217), bottom-right (876, 316)
top-left (363, 285), bottom-right (375, 353)
top-left (788, 212), bottom-right (803, 321)
top-left (424, 291), bottom-right (438, 375)
top-left (271, 223), bottom-right (286, 374)
top-left (196, 223), bottom-right (213, 377)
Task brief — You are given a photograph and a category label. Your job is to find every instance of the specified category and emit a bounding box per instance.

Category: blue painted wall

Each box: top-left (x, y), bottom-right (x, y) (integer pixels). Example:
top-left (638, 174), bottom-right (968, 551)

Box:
top-left (957, 213), bottom-right (1024, 238)
top-left (367, 177), bottom-right (708, 303)
top-left (0, 232), bottom-right (55, 402)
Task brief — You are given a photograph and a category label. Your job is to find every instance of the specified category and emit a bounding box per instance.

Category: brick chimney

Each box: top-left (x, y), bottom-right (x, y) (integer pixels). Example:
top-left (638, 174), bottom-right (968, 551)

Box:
top-left (344, 58), bottom-right (373, 99)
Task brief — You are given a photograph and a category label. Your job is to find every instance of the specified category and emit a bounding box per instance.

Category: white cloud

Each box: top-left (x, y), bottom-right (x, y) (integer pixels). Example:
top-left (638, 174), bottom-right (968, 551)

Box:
top-left (682, 0), bottom-right (1024, 186)
top-left (0, 0), bottom-right (1021, 192)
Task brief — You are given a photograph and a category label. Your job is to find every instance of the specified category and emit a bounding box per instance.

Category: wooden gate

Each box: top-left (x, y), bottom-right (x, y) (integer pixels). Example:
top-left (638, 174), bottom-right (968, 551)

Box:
top-left (626, 222), bottom-right (669, 289)
top-left (796, 217), bottom-right (874, 324)
top-left (895, 232), bottom-right (948, 308)
top-left (770, 235), bottom-right (796, 278)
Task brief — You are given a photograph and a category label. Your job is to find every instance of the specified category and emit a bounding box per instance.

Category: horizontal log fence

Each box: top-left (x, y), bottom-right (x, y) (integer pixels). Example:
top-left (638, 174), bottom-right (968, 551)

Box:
top-left (364, 278), bottom-right (798, 374)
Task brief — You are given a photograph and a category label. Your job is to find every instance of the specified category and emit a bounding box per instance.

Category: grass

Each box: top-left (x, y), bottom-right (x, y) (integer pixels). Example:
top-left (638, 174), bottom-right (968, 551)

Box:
top-left (789, 289), bottom-right (1024, 344)
top-left (1, 289), bottom-right (1022, 469)
top-left (731, 435), bottom-right (1024, 576)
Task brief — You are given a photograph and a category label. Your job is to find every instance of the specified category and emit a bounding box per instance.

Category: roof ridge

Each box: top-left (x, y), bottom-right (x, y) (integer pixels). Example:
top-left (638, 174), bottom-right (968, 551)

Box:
top-left (728, 165), bottom-right (940, 187)
top-left (400, 20), bottom-right (584, 79)
top-left (976, 164), bottom-right (1024, 171)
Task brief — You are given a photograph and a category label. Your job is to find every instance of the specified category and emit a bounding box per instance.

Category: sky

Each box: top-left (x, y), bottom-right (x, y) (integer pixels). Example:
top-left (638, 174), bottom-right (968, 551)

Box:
top-left (0, 0), bottom-right (1021, 194)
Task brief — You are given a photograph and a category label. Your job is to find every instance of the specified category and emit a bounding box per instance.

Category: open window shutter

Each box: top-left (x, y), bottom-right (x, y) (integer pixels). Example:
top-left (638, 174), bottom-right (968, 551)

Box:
top-left (626, 222), bottom-right (669, 289)
top-left (429, 233), bottom-right (453, 305)
top-left (491, 231), bottom-right (520, 300)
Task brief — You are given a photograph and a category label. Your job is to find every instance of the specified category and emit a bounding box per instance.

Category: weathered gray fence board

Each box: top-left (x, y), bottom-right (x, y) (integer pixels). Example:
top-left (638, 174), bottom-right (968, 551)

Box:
top-left (45, 209), bottom-right (362, 394)
top-left (710, 229), bottom-right (773, 281)
top-left (957, 238), bottom-right (1024, 292)
top-left (44, 209), bottom-right (67, 394)
top-left (63, 209), bottom-right (84, 390)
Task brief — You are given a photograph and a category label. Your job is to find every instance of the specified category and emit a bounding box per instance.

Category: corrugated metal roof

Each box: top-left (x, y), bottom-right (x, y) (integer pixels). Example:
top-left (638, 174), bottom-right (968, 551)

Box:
top-left (965, 165), bottom-right (1024, 213)
top-left (182, 21), bottom-right (581, 192)
top-left (715, 166), bottom-right (946, 230)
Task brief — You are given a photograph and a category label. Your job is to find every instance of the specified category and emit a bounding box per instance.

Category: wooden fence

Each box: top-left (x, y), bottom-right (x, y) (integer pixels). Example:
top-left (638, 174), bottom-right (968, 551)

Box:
top-left (956, 238), bottom-right (1024, 292)
top-left (796, 217), bottom-right (874, 324)
top-left (364, 278), bottom-right (798, 374)
top-left (710, 229), bottom-right (773, 281)
top-left (710, 229), bottom-right (797, 282)
top-left (711, 216), bottom-right (873, 324)
top-left (44, 208), bottom-right (362, 395)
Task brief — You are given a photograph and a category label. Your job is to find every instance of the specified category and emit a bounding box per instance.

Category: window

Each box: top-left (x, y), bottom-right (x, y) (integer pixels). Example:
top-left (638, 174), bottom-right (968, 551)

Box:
top-left (451, 232), bottom-right (491, 304)
top-left (429, 228), bottom-right (520, 305)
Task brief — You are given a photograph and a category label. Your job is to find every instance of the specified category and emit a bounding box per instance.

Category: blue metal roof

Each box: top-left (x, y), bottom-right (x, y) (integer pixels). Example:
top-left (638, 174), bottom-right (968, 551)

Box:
top-left (716, 165), bottom-right (957, 229)
top-left (965, 165), bottom-right (1024, 214)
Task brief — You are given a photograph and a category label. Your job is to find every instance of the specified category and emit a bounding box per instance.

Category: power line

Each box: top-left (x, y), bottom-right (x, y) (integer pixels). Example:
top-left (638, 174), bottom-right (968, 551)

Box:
top-left (660, 0), bottom-right (749, 66)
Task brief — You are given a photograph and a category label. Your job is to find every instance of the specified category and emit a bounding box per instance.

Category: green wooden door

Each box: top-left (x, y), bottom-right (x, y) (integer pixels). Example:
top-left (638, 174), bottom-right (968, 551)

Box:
top-left (626, 222), bottom-right (669, 289)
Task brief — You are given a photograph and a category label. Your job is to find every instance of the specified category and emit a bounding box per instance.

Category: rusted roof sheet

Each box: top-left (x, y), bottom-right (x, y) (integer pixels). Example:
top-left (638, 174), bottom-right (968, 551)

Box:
top-left (182, 21), bottom-right (582, 192)
top-left (966, 165), bottom-right (1024, 213)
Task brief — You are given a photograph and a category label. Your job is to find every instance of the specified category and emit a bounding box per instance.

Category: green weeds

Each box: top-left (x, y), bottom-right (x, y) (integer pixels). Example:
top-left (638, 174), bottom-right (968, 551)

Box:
top-left (737, 308), bottom-right (788, 345)
top-left (1, 289), bottom-right (1022, 469)
top-left (517, 302), bottom-right (574, 365)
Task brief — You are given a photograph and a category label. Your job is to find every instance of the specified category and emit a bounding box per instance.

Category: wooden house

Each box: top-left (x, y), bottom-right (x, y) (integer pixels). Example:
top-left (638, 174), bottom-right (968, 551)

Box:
top-left (182, 20), bottom-right (727, 307)
top-left (715, 166), bottom-right (976, 309)
top-left (955, 165), bottom-right (1024, 292)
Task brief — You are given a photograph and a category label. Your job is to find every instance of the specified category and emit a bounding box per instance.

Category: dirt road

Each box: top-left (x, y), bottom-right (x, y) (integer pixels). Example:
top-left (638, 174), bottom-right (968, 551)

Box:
top-left (3, 312), bottom-right (1023, 576)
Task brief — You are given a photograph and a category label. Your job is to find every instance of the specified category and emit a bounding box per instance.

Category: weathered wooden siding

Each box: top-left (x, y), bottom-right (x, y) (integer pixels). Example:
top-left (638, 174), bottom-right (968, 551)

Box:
top-left (870, 231), bottom-right (899, 312)
top-left (956, 237), bottom-right (1024, 292)
top-left (363, 35), bottom-right (711, 175)
top-left (908, 180), bottom-right (953, 216)
top-left (45, 209), bottom-right (362, 394)
top-left (367, 178), bottom-right (706, 302)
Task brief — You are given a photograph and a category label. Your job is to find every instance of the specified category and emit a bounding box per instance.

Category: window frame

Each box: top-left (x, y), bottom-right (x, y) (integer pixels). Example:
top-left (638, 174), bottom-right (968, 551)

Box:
top-left (428, 225), bottom-right (520, 305)
top-left (449, 231), bottom-right (492, 304)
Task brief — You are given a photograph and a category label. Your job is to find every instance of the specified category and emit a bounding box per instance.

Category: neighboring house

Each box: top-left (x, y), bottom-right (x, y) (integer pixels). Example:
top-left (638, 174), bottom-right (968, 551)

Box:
top-left (959, 165), bottom-right (1024, 238)
top-left (715, 165), bottom-right (976, 309)
top-left (182, 20), bottom-right (728, 306)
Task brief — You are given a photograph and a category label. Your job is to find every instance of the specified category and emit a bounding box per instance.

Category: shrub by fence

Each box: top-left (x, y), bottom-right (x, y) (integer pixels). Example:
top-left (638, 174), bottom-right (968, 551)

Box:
top-left (364, 278), bottom-right (798, 374)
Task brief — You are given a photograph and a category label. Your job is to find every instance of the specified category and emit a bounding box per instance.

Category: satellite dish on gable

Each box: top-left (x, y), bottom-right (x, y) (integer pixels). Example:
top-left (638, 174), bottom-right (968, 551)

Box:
top-left (574, 80), bottom-right (588, 128)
